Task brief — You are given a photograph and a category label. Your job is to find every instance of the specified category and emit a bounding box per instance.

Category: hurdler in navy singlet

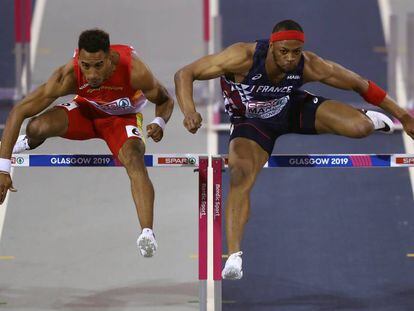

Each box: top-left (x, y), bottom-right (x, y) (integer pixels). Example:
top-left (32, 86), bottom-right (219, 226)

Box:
top-left (220, 39), bottom-right (328, 155)
top-left (220, 40), bottom-right (305, 120)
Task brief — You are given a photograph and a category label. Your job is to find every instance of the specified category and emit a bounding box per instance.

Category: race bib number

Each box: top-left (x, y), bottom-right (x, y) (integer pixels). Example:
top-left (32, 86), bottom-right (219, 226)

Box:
top-left (245, 96), bottom-right (289, 119)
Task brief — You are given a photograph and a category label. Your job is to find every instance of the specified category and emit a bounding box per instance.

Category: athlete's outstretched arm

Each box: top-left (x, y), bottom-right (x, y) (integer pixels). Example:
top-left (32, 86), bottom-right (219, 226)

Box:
top-left (1, 62), bottom-right (76, 160)
top-left (303, 51), bottom-right (414, 138)
top-left (0, 61), bottom-right (76, 204)
top-left (174, 43), bottom-right (253, 134)
top-left (130, 57), bottom-right (174, 142)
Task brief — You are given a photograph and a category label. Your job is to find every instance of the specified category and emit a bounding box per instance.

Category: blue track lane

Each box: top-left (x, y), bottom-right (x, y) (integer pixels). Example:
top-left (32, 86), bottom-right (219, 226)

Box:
top-left (220, 133), bottom-right (414, 310)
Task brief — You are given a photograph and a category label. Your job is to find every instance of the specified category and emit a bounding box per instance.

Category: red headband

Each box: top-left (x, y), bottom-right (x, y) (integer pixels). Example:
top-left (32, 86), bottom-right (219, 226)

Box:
top-left (270, 30), bottom-right (305, 43)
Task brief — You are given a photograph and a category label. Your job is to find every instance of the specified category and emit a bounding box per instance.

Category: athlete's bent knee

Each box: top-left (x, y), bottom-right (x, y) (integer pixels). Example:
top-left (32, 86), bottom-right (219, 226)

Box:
top-left (119, 140), bottom-right (146, 172)
top-left (348, 118), bottom-right (373, 138)
top-left (26, 117), bottom-right (48, 140)
top-left (229, 160), bottom-right (255, 189)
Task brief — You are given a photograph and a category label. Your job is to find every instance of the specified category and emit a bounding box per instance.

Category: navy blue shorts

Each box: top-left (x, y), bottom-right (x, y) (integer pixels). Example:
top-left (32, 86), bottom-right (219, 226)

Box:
top-left (229, 91), bottom-right (328, 155)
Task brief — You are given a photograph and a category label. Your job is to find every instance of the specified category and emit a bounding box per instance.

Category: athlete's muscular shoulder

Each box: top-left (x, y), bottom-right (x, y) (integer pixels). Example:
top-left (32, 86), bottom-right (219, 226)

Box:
top-left (218, 42), bottom-right (255, 74)
top-left (44, 61), bottom-right (77, 97)
top-left (129, 53), bottom-right (171, 104)
top-left (302, 51), bottom-right (334, 83)
top-left (303, 50), bottom-right (366, 91)
top-left (129, 54), bottom-right (157, 92)
top-left (178, 42), bottom-right (255, 81)
top-left (204, 42), bottom-right (255, 77)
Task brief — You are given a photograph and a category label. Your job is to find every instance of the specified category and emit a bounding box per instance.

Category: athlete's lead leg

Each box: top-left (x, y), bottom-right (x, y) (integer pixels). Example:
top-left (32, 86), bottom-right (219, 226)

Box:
top-left (118, 138), bottom-right (157, 257)
top-left (315, 100), bottom-right (393, 136)
top-left (12, 107), bottom-right (69, 153)
top-left (222, 137), bottom-right (268, 279)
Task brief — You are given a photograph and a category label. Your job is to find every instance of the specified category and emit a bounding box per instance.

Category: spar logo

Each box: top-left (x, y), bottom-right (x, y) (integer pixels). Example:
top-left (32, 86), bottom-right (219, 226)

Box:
top-left (11, 157), bottom-right (24, 165)
top-left (396, 157), bottom-right (414, 165)
top-left (157, 156), bottom-right (197, 165)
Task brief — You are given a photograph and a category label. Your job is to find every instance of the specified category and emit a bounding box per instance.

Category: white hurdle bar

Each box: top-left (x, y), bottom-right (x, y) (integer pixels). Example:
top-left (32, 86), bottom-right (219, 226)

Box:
top-left (11, 153), bottom-right (414, 311)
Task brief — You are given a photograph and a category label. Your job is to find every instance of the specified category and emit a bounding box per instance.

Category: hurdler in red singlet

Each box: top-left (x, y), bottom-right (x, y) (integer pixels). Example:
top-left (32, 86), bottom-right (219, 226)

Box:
top-left (57, 45), bottom-right (148, 156)
top-left (0, 29), bottom-right (174, 258)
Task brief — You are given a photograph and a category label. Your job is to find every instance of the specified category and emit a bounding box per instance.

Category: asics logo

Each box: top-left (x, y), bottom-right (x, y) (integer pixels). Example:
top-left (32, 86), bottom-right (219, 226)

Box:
top-left (252, 74), bottom-right (262, 80)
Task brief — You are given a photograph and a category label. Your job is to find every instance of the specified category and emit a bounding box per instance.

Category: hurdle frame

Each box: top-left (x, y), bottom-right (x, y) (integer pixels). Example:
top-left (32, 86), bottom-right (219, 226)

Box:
top-left (198, 156), bottom-right (208, 311)
top-left (14, 0), bottom-right (32, 99)
top-left (10, 152), bottom-right (414, 310)
top-left (11, 153), bottom-right (414, 169)
top-left (212, 157), bottom-right (223, 310)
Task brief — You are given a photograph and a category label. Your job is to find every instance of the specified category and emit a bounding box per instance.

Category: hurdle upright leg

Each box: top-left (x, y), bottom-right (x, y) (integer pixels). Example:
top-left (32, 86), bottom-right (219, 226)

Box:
top-left (198, 156), bottom-right (208, 311)
top-left (212, 156), bottom-right (223, 311)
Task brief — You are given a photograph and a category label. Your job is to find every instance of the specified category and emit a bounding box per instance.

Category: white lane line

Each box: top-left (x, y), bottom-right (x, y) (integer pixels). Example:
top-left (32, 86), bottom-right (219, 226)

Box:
top-left (378, 0), bottom-right (414, 199)
top-left (378, 0), bottom-right (391, 41)
top-left (402, 133), bottom-right (414, 200)
top-left (21, 0), bottom-right (47, 90)
top-left (31, 0), bottom-right (47, 71)
top-left (1, 1), bottom-right (46, 242)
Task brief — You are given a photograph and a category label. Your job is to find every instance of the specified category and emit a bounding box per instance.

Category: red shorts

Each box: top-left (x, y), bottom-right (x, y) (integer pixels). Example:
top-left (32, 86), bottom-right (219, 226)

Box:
top-left (56, 99), bottom-right (145, 156)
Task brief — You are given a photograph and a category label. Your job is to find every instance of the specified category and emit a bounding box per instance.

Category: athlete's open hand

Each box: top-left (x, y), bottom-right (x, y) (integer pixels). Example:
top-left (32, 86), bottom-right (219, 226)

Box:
top-left (0, 172), bottom-right (17, 205)
top-left (183, 112), bottom-right (202, 134)
top-left (147, 123), bottom-right (164, 142)
top-left (401, 115), bottom-right (414, 139)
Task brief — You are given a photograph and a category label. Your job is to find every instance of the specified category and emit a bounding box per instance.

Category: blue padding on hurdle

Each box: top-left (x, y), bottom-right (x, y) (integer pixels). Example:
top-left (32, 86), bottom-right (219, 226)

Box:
top-left (370, 155), bottom-right (392, 167)
top-left (27, 154), bottom-right (154, 167)
top-left (145, 155), bottom-right (153, 167)
top-left (28, 155), bottom-right (117, 167)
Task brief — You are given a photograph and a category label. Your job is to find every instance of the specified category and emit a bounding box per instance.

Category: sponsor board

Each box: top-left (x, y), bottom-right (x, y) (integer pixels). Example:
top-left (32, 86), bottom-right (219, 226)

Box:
top-left (156, 155), bottom-right (198, 166)
top-left (11, 154), bottom-right (29, 167)
top-left (393, 155), bottom-right (414, 167)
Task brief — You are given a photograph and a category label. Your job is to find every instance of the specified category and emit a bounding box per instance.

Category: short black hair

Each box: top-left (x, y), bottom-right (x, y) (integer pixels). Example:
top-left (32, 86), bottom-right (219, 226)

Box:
top-left (78, 29), bottom-right (110, 53)
top-left (272, 20), bottom-right (303, 33)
